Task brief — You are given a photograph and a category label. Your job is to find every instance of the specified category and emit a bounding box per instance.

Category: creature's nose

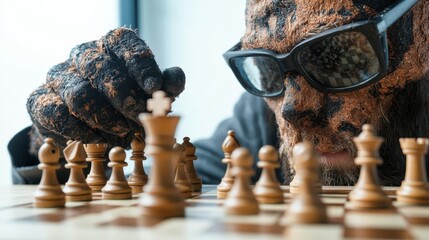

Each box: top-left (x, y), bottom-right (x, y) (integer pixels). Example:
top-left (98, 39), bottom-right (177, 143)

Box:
top-left (282, 102), bottom-right (314, 127)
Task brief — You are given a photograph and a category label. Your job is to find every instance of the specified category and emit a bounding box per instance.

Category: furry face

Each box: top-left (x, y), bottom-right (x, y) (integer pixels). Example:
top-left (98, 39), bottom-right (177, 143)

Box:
top-left (242, 0), bottom-right (429, 185)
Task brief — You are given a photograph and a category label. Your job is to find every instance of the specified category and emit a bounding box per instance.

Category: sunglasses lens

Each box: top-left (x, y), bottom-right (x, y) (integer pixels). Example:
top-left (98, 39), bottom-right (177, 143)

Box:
top-left (231, 56), bottom-right (283, 95)
top-left (298, 31), bottom-right (380, 88)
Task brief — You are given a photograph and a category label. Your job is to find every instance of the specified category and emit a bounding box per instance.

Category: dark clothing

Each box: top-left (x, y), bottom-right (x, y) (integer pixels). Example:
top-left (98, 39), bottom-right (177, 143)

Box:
top-left (9, 93), bottom-right (282, 185)
top-left (194, 92), bottom-right (282, 184)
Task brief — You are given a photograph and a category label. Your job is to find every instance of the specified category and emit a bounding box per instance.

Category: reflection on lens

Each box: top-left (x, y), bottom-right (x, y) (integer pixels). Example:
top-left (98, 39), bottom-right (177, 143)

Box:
top-left (232, 56), bottom-right (283, 95)
top-left (298, 31), bottom-right (380, 88)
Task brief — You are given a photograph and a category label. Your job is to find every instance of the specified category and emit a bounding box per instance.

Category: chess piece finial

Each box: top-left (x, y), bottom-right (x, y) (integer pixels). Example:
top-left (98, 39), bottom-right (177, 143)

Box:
top-left (347, 124), bottom-right (391, 209)
top-left (147, 90), bottom-right (171, 116)
top-left (34, 138), bottom-right (65, 208)
top-left (182, 136), bottom-right (202, 193)
top-left (224, 147), bottom-right (259, 215)
top-left (217, 130), bottom-right (240, 199)
top-left (286, 141), bottom-right (327, 223)
top-left (128, 132), bottom-right (148, 194)
top-left (397, 138), bottom-right (429, 205)
top-left (63, 140), bottom-right (92, 201)
top-left (174, 143), bottom-right (193, 198)
top-left (102, 147), bottom-right (132, 200)
top-left (84, 143), bottom-right (108, 191)
top-left (253, 145), bottom-right (283, 204)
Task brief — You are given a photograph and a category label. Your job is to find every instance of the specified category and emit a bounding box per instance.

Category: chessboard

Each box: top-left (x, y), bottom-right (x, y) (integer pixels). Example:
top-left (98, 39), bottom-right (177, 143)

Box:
top-left (1, 185), bottom-right (429, 240)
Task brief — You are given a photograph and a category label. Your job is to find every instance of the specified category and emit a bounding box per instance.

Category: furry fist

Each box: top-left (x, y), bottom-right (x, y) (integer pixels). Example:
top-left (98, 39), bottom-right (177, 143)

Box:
top-left (27, 27), bottom-right (185, 154)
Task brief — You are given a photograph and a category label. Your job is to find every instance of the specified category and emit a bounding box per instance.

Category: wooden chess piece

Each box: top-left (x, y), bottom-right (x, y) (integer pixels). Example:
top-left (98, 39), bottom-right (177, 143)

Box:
top-left (102, 147), bottom-right (132, 200)
top-left (217, 130), bottom-right (240, 199)
top-left (397, 138), bottom-right (429, 205)
top-left (286, 141), bottom-right (327, 224)
top-left (138, 90), bottom-right (185, 218)
top-left (182, 137), bottom-right (202, 193)
top-left (290, 144), bottom-right (322, 194)
top-left (128, 132), bottom-right (148, 194)
top-left (63, 140), bottom-right (92, 201)
top-left (347, 124), bottom-right (391, 209)
top-left (224, 147), bottom-right (259, 215)
top-left (84, 143), bottom-right (108, 191)
top-left (253, 145), bottom-right (284, 204)
top-left (34, 138), bottom-right (65, 208)
top-left (174, 143), bottom-right (193, 198)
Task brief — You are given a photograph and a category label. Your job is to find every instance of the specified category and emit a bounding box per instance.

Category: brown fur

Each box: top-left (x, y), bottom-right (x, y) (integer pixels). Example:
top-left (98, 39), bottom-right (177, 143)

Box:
top-left (243, 0), bottom-right (429, 185)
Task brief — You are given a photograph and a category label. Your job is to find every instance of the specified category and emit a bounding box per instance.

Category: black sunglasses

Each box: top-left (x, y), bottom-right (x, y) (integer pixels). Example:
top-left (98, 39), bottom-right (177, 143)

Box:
top-left (223, 0), bottom-right (418, 97)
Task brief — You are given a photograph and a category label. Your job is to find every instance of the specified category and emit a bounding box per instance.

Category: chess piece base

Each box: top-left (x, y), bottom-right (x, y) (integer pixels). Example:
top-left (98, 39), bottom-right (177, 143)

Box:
top-left (66, 194), bottom-right (92, 202)
top-left (34, 198), bottom-right (65, 208)
top-left (217, 190), bottom-right (229, 199)
top-left (102, 192), bottom-right (132, 200)
top-left (175, 183), bottom-right (193, 199)
top-left (217, 178), bottom-right (234, 199)
top-left (255, 195), bottom-right (284, 204)
top-left (88, 185), bottom-right (104, 192)
top-left (224, 201), bottom-right (259, 215)
top-left (397, 183), bottom-right (429, 205)
top-left (286, 209), bottom-right (328, 224)
top-left (130, 184), bottom-right (144, 194)
top-left (254, 185), bottom-right (284, 204)
top-left (191, 181), bottom-right (202, 192)
top-left (347, 188), bottom-right (391, 209)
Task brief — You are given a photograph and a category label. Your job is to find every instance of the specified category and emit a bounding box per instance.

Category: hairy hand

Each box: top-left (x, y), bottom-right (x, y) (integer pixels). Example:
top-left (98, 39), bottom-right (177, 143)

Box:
top-left (27, 27), bottom-right (185, 154)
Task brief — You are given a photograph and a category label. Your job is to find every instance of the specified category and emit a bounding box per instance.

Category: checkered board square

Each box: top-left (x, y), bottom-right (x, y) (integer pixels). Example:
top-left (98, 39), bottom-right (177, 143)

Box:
top-left (0, 185), bottom-right (428, 240)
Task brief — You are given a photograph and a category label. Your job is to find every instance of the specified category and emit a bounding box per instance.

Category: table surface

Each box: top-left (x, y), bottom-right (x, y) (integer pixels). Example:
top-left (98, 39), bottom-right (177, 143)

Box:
top-left (1, 185), bottom-right (429, 240)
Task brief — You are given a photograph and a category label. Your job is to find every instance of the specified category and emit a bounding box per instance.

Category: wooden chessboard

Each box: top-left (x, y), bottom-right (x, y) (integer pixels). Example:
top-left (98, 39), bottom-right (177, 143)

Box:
top-left (1, 185), bottom-right (429, 240)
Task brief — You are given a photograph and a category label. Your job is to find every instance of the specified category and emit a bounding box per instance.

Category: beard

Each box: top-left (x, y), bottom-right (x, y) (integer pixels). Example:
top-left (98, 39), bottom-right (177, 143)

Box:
top-left (278, 125), bottom-right (361, 186)
top-left (279, 144), bottom-right (360, 186)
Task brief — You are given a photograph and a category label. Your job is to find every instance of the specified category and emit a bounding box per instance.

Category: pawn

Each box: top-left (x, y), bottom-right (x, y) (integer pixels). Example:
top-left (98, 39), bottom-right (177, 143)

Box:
top-left (253, 145), bottom-right (284, 204)
top-left (397, 138), bottom-right (429, 205)
top-left (286, 141), bottom-right (327, 224)
top-left (102, 147), bottom-right (132, 200)
top-left (34, 138), bottom-right (65, 208)
top-left (173, 143), bottom-right (193, 198)
top-left (128, 132), bottom-right (148, 194)
top-left (182, 137), bottom-right (202, 193)
top-left (347, 124), bottom-right (391, 209)
top-left (217, 130), bottom-right (240, 199)
top-left (224, 147), bottom-right (259, 215)
top-left (63, 140), bottom-right (92, 201)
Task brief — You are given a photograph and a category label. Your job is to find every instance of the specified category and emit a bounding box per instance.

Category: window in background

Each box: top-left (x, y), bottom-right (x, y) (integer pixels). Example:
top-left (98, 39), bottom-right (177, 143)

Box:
top-left (0, 0), bottom-right (120, 185)
top-left (139, 0), bottom-right (246, 142)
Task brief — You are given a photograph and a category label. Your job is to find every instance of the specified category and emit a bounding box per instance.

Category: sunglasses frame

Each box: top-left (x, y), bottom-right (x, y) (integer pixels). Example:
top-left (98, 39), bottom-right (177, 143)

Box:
top-left (223, 0), bottom-right (417, 97)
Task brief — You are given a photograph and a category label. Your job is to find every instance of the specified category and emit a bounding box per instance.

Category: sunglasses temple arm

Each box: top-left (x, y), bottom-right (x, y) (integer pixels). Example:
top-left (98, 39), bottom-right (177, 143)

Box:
top-left (377, 0), bottom-right (417, 32)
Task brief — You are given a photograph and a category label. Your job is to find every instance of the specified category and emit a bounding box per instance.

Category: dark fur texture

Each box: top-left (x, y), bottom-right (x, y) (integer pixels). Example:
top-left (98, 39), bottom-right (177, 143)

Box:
top-left (243, 0), bottom-right (429, 185)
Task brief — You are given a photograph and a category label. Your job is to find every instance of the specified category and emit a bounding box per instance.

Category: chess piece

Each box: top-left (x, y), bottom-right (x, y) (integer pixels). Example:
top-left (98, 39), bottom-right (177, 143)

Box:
top-left (84, 143), bottom-right (108, 191)
top-left (138, 90), bottom-right (185, 218)
top-left (347, 124), bottom-right (391, 209)
top-left (397, 138), bottom-right (429, 205)
top-left (286, 141), bottom-right (327, 223)
top-left (174, 143), bottom-right (193, 198)
top-left (102, 147), bottom-right (132, 200)
top-left (290, 144), bottom-right (322, 194)
top-left (34, 138), bottom-right (65, 208)
top-left (182, 137), bottom-right (202, 193)
top-left (217, 130), bottom-right (240, 199)
top-left (63, 140), bottom-right (92, 201)
top-left (253, 145), bottom-right (283, 204)
top-left (128, 132), bottom-right (148, 194)
top-left (224, 147), bottom-right (259, 215)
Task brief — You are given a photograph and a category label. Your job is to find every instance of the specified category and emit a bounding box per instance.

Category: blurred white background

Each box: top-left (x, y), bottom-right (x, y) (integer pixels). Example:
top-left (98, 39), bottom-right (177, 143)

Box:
top-left (0, 0), bottom-right (245, 185)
